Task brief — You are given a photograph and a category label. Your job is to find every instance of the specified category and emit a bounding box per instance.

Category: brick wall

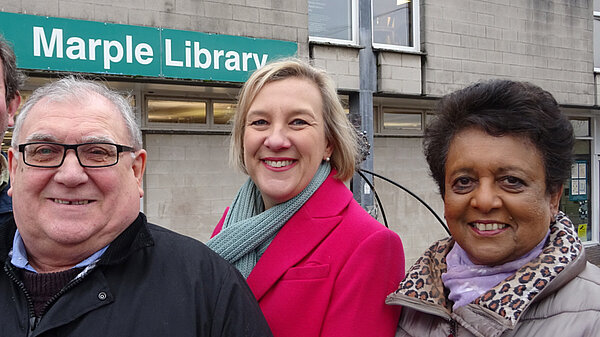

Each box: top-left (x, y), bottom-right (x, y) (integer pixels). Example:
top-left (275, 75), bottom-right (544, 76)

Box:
top-left (311, 45), bottom-right (360, 90)
top-left (373, 137), bottom-right (447, 267)
top-left (423, 0), bottom-right (594, 105)
top-left (144, 134), bottom-right (247, 241)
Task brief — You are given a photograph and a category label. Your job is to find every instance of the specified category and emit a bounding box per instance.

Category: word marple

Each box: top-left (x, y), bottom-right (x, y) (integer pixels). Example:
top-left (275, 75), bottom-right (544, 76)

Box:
top-left (33, 27), bottom-right (270, 72)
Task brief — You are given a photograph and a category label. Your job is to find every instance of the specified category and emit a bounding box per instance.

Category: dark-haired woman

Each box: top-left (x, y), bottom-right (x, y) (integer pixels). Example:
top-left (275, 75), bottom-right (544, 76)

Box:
top-left (387, 79), bottom-right (600, 336)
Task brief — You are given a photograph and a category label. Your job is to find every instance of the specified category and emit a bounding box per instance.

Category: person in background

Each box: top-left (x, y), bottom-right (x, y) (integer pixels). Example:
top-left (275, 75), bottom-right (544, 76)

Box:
top-left (0, 35), bottom-right (24, 224)
top-left (208, 58), bottom-right (405, 337)
top-left (0, 77), bottom-right (272, 336)
top-left (387, 79), bottom-right (600, 336)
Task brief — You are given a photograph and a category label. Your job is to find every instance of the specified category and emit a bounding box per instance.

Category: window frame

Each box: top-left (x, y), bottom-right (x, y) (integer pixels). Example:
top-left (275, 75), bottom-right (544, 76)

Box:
top-left (308, 0), bottom-right (359, 46)
top-left (371, 0), bottom-right (420, 53)
top-left (142, 94), bottom-right (237, 132)
top-left (379, 106), bottom-right (423, 135)
top-left (374, 105), bottom-right (433, 136)
top-left (594, 9), bottom-right (600, 72)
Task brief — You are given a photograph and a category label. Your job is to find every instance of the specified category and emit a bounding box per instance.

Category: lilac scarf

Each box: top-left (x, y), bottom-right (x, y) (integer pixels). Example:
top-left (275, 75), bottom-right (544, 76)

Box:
top-left (442, 230), bottom-right (550, 310)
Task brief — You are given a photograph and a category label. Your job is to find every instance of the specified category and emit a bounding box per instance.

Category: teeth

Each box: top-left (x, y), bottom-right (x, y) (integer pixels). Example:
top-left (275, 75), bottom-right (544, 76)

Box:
top-left (54, 199), bottom-right (90, 205)
top-left (473, 223), bottom-right (507, 231)
top-left (264, 160), bottom-right (294, 168)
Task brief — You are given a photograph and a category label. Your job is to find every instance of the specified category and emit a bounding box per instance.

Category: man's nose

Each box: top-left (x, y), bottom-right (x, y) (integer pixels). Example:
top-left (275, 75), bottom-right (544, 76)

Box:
top-left (53, 150), bottom-right (89, 186)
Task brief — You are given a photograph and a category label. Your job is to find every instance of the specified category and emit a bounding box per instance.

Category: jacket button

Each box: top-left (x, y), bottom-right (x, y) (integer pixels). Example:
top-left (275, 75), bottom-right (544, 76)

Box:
top-left (98, 291), bottom-right (107, 301)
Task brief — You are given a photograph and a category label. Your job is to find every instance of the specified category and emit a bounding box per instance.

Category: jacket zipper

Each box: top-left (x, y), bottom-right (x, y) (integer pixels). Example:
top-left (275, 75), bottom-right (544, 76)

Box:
top-left (4, 263), bottom-right (37, 335)
top-left (5, 262), bottom-right (93, 336)
top-left (448, 318), bottom-right (457, 337)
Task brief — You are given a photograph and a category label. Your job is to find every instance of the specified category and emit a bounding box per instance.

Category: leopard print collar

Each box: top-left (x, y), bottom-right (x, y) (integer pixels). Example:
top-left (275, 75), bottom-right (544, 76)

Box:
top-left (388, 212), bottom-right (583, 326)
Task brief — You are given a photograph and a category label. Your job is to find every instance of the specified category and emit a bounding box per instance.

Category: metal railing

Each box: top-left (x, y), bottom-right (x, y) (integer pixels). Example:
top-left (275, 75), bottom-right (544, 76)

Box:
top-left (356, 168), bottom-right (450, 235)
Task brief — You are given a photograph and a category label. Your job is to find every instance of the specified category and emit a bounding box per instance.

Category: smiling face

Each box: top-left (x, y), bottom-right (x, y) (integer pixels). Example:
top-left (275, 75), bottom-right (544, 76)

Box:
top-left (443, 127), bottom-right (561, 266)
top-left (8, 93), bottom-right (146, 270)
top-left (243, 77), bottom-right (332, 209)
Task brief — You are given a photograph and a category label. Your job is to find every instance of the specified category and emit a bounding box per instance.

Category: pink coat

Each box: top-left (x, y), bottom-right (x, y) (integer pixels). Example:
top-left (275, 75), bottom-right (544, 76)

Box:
top-left (212, 172), bottom-right (405, 337)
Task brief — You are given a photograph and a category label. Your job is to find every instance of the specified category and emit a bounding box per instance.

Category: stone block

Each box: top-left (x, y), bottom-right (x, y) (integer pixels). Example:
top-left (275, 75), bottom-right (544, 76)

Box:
top-left (59, 1), bottom-right (95, 21)
top-left (244, 22), bottom-right (273, 39)
top-left (175, 0), bottom-right (204, 15)
top-left (232, 5), bottom-right (259, 22)
top-left (144, 0), bottom-right (175, 13)
top-left (93, 4), bottom-right (129, 24)
top-left (271, 0), bottom-right (297, 12)
top-left (336, 74), bottom-right (359, 91)
top-left (274, 25), bottom-right (298, 42)
top-left (245, 0), bottom-right (270, 9)
top-left (159, 12), bottom-right (192, 30)
top-left (20, 0), bottom-right (59, 16)
top-left (204, 1), bottom-right (232, 20)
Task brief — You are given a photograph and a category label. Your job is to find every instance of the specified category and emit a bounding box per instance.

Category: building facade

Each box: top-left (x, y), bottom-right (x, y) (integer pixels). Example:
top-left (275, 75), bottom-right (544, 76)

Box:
top-left (0, 0), bottom-right (598, 266)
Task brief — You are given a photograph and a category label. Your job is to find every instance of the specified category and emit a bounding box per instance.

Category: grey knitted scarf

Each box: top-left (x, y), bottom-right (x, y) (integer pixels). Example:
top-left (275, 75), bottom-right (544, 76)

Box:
top-left (207, 162), bottom-right (331, 278)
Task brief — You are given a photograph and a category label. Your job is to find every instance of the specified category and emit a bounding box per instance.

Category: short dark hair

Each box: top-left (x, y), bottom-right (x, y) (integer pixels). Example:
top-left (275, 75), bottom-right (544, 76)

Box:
top-left (0, 35), bottom-right (25, 104)
top-left (424, 79), bottom-right (574, 197)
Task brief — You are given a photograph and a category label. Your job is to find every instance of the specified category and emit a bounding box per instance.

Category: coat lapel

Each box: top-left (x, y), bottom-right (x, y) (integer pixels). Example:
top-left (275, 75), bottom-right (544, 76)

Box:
top-left (247, 173), bottom-right (352, 301)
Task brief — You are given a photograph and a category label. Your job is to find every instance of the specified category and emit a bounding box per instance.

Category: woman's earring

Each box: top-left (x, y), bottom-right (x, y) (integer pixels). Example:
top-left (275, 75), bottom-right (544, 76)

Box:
top-left (325, 157), bottom-right (330, 162)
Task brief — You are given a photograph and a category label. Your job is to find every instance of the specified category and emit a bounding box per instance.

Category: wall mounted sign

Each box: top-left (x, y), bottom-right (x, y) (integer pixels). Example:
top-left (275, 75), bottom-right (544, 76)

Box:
top-left (0, 12), bottom-right (298, 82)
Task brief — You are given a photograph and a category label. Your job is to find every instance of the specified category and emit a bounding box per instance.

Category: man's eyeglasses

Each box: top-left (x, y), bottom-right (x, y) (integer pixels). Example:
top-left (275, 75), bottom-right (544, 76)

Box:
top-left (18, 142), bottom-right (135, 168)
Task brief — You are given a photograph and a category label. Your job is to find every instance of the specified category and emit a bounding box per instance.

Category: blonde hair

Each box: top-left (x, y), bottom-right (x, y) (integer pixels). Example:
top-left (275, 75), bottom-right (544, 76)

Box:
top-left (230, 58), bottom-right (358, 181)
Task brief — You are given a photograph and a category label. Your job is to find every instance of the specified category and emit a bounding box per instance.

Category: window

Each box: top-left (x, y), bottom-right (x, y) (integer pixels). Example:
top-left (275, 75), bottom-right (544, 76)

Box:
top-left (372, 0), bottom-right (420, 52)
top-left (309, 0), bottom-right (358, 45)
top-left (213, 102), bottom-right (237, 126)
top-left (147, 99), bottom-right (207, 124)
top-left (144, 96), bottom-right (236, 131)
top-left (595, 0), bottom-right (600, 71)
top-left (561, 117), bottom-right (592, 242)
top-left (571, 118), bottom-right (590, 137)
top-left (373, 105), bottom-right (430, 135)
top-left (382, 107), bottom-right (421, 131)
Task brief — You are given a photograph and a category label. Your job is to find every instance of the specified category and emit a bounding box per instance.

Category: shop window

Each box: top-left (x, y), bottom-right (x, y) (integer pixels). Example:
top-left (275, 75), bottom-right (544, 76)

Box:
top-left (372, 0), bottom-right (420, 52)
top-left (383, 108), bottom-right (421, 130)
top-left (561, 117), bottom-right (592, 242)
top-left (309, 0), bottom-right (358, 45)
top-left (144, 95), bottom-right (237, 131)
top-left (147, 99), bottom-right (206, 124)
top-left (213, 102), bottom-right (236, 125)
top-left (562, 140), bottom-right (592, 242)
top-left (375, 105), bottom-right (424, 135)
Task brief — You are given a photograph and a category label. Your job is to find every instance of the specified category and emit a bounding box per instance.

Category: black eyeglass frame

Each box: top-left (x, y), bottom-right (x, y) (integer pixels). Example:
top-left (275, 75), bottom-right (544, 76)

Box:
top-left (18, 142), bottom-right (135, 168)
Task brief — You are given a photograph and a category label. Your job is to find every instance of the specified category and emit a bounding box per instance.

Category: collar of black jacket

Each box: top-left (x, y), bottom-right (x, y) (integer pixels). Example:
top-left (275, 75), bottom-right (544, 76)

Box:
top-left (0, 213), bottom-right (155, 268)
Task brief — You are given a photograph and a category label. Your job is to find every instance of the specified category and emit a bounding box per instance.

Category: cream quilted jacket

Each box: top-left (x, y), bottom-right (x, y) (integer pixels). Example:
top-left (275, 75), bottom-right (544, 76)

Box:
top-left (386, 213), bottom-right (600, 337)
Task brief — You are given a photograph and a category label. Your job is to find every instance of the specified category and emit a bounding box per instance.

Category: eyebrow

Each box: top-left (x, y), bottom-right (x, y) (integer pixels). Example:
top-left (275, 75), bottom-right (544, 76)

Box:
top-left (24, 133), bottom-right (59, 143)
top-left (24, 133), bottom-right (116, 144)
top-left (246, 108), bottom-right (318, 119)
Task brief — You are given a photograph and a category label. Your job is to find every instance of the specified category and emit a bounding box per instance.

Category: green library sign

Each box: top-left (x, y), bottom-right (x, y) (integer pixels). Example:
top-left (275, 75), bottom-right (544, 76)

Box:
top-left (0, 12), bottom-right (298, 82)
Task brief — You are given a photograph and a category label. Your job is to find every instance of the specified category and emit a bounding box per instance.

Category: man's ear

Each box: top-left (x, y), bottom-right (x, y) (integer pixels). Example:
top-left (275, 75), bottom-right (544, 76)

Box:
top-left (132, 149), bottom-right (147, 198)
top-left (7, 91), bottom-right (21, 127)
top-left (7, 147), bottom-right (18, 197)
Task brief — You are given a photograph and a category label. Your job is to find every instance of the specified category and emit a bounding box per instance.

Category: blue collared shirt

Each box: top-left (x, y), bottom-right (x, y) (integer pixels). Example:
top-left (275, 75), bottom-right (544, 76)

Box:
top-left (10, 229), bottom-right (108, 273)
